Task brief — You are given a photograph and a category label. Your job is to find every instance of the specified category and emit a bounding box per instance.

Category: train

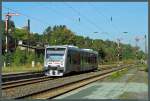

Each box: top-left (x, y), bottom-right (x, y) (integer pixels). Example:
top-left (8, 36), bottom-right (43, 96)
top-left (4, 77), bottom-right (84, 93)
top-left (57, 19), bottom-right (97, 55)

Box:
top-left (44, 45), bottom-right (99, 76)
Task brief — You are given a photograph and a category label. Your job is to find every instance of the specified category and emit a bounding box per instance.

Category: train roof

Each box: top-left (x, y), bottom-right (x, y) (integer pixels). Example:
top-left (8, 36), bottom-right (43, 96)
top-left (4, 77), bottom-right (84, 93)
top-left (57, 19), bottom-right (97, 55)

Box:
top-left (46, 45), bottom-right (78, 48)
top-left (81, 48), bottom-right (98, 54)
top-left (46, 45), bottom-right (98, 54)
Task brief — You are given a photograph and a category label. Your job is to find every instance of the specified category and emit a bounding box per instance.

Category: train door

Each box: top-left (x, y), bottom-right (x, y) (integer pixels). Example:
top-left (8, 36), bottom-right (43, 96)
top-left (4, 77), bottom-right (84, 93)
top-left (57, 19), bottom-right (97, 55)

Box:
top-left (72, 50), bottom-right (80, 72)
top-left (80, 51), bottom-right (84, 72)
top-left (76, 51), bottom-right (81, 72)
top-left (66, 49), bottom-right (71, 73)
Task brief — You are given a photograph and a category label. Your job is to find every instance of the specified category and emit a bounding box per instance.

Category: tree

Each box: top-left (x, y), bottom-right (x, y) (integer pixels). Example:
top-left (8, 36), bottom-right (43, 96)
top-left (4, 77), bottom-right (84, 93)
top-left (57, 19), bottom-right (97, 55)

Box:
top-left (13, 28), bottom-right (28, 40)
top-left (48, 25), bottom-right (75, 45)
top-left (2, 22), bottom-right (146, 66)
top-left (43, 26), bottom-right (52, 43)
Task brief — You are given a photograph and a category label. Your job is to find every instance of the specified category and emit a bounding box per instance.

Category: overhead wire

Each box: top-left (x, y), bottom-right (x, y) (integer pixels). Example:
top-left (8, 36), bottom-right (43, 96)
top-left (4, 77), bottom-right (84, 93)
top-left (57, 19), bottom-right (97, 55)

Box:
top-left (2, 6), bottom-right (49, 28)
top-left (3, 4), bottom-right (109, 38)
top-left (64, 3), bottom-right (105, 34)
top-left (3, 6), bottom-right (90, 36)
top-left (37, 5), bottom-right (85, 35)
top-left (35, 3), bottom-right (103, 37)
top-left (88, 3), bottom-right (133, 44)
top-left (88, 3), bottom-right (121, 35)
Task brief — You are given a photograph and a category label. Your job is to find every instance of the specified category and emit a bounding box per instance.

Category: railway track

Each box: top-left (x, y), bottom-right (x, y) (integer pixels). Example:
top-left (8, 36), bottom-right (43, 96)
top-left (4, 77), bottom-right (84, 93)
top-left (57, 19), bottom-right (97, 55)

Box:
top-left (19, 64), bottom-right (133, 99)
top-left (2, 76), bottom-right (53, 89)
top-left (2, 64), bottom-right (134, 99)
top-left (2, 69), bottom-right (102, 89)
top-left (2, 64), bottom-right (123, 89)
top-left (31, 70), bottom-right (123, 99)
top-left (2, 64), bottom-right (123, 83)
top-left (2, 71), bottom-right (45, 83)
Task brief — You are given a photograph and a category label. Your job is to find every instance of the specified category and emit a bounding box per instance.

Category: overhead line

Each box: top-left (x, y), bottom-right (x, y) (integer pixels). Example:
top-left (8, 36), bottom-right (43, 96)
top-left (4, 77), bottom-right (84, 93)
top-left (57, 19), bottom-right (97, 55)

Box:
top-left (39, 5), bottom-right (85, 35)
top-left (36, 4), bottom-right (101, 36)
top-left (64, 3), bottom-right (104, 34)
top-left (3, 7), bottom-right (50, 26)
top-left (3, 6), bottom-right (88, 36)
top-left (88, 3), bottom-right (121, 34)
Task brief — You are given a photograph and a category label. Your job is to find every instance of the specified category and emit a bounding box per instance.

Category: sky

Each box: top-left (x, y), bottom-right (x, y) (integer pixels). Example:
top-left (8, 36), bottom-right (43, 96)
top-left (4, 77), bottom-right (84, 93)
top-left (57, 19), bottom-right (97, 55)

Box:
top-left (2, 2), bottom-right (148, 51)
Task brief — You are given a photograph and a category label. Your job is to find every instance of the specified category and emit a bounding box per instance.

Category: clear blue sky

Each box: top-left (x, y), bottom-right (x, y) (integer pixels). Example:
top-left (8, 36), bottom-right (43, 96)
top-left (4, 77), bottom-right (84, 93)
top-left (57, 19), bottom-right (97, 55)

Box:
top-left (2, 2), bottom-right (148, 51)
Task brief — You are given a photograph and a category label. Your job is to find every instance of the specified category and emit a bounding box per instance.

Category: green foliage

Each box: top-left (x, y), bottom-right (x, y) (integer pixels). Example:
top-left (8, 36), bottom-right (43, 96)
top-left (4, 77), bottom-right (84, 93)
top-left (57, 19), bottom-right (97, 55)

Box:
top-left (2, 21), bottom-right (146, 66)
top-left (13, 48), bottom-right (26, 65)
top-left (109, 68), bottom-right (128, 79)
top-left (36, 53), bottom-right (44, 63)
top-left (47, 25), bottom-right (75, 45)
top-left (13, 48), bottom-right (35, 65)
top-left (13, 28), bottom-right (28, 40)
top-left (3, 52), bottom-right (14, 66)
top-left (26, 52), bottom-right (35, 64)
top-left (32, 33), bottom-right (41, 42)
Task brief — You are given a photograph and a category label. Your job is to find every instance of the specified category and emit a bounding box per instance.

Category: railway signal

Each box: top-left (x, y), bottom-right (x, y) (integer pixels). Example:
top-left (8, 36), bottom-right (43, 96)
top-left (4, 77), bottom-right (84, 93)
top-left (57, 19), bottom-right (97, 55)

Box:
top-left (5, 12), bottom-right (19, 53)
top-left (4, 12), bottom-right (20, 67)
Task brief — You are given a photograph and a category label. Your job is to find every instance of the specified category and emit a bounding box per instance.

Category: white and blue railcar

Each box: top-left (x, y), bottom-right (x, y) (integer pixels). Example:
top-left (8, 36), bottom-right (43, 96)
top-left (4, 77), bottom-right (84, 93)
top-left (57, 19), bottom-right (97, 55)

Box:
top-left (44, 45), bottom-right (98, 76)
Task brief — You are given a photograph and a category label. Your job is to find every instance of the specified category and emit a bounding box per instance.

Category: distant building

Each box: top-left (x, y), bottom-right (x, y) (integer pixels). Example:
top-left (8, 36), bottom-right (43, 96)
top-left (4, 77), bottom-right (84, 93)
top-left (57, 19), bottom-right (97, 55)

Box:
top-left (17, 40), bottom-right (45, 57)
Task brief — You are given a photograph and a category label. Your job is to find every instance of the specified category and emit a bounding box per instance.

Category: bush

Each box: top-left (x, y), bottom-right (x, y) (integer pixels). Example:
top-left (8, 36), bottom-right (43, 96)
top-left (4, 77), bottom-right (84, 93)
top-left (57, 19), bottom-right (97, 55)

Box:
top-left (145, 68), bottom-right (148, 72)
top-left (26, 52), bottom-right (35, 64)
top-left (13, 48), bottom-right (27, 65)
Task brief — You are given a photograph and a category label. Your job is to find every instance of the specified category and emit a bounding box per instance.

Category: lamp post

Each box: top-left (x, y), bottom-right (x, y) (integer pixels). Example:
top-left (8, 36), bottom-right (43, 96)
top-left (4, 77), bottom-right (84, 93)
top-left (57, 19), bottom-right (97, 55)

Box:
top-left (144, 35), bottom-right (148, 65)
top-left (135, 36), bottom-right (140, 63)
top-left (144, 35), bottom-right (147, 55)
top-left (27, 19), bottom-right (30, 53)
top-left (116, 38), bottom-right (121, 66)
top-left (4, 12), bottom-right (20, 67)
top-left (116, 32), bottom-right (128, 66)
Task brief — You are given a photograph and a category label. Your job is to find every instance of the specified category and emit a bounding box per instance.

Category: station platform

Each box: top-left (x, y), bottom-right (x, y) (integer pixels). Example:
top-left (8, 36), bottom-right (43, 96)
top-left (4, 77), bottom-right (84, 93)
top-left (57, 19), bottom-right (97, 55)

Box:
top-left (54, 66), bottom-right (148, 100)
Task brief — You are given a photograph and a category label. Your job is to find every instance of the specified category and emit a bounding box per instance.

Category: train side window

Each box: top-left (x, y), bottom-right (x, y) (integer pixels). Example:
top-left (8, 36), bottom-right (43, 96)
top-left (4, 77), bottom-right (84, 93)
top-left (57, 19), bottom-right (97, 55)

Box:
top-left (95, 56), bottom-right (97, 64)
top-left (72, 52), bottom-right (80, 65)
top-left (71, 51), bottom-right (76, 65)
top-left (77, 53), bottom-right (80, 65)
top-left (69, 55), bottom-right (71, 64)
top-left (88, 56), bottom-right (90, 64)
top-left (67, 51), bottom-right (72, 64)
top-left (86, 56), bottom-right (89, 64)
top-left (82, 53), bottom-right (85, 65)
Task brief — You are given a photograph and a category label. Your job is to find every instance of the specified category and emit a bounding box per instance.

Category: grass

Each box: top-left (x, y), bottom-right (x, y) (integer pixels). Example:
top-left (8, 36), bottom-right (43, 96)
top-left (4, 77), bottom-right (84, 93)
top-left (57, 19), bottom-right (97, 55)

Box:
top-left (108, 68), bottom-right (129, 80)
top-left (108, 63), bottom-right (148, 80)
top-left (136, 63), bottom-right (148, 72)
top-left (2, 60), bottom-right (140, 74)
top-left (2, 63), bottom-right (43, 74)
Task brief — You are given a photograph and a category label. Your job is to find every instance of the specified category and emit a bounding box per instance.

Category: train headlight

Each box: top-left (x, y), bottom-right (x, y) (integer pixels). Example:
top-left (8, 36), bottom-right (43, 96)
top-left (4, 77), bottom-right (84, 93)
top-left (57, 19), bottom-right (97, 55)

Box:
top-left (45, 60), bottom-right (49, 65)
top-left (60, 60), bottom-right (64, 65)
top-left (61, 61), bottom-right (63, 65)
top-left (44, 66), bottom-right (48, 71)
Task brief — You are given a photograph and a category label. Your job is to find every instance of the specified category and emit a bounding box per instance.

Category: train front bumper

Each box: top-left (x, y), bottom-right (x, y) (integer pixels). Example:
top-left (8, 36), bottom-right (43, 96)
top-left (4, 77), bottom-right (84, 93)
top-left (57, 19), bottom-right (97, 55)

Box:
top-left (44, 66), bottom-right (64, 76)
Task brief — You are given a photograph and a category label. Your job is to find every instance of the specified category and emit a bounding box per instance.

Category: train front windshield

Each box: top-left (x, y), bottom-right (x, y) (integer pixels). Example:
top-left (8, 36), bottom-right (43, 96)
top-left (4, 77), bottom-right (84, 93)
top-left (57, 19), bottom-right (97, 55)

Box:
top-left (46, 48), bottom-right (65, 62)
top-left (46, 54), bottom-right (64, 61)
